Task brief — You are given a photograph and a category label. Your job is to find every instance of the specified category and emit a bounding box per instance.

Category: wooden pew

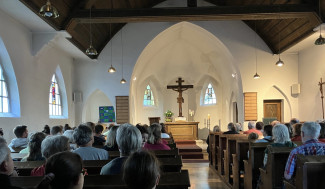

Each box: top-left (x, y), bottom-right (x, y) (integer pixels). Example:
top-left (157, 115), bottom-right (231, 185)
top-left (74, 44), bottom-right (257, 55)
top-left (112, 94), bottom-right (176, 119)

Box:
top-left (224, 135), bottom-right (248, 185)
top-left (11, 170), bottom-right (191, 189)
top-left (217, 134), bottom-right (228, 176)
top-left (259, 146), bottom-right (294, 189)
top-left (243, 142), bottom-right (270, 189)
top-left (209, 132), bottom-right (222, 172)
top-left (14, 155), bottom-right (183, 176)
top-left (231, 138), bottom-right (250, 189)
top-left (283, 155), bottom-right (325, 189)
top-left (109, 148), bottom-right (179, 160)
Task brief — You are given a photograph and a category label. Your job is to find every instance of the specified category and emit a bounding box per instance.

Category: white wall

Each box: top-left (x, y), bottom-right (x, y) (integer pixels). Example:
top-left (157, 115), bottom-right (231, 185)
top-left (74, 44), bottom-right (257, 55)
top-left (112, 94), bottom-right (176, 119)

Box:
top-left (298, 45), bottom-right (325, 121)
top-left (0, 10), bottom-right (75, 142)
top-left (83, 90), bottom-right (112, 123)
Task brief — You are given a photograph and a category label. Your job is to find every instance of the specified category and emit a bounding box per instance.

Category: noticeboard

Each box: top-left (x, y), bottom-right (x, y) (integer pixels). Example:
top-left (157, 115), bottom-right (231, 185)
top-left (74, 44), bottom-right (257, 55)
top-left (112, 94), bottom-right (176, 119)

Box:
top-left (99, 106), bottom-right (115, 123)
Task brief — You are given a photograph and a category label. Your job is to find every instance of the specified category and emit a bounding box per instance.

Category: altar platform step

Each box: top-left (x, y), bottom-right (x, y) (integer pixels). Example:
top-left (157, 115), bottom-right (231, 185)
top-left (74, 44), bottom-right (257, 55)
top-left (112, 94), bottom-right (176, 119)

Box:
top-left (175, 140), bottom-right (204, 160)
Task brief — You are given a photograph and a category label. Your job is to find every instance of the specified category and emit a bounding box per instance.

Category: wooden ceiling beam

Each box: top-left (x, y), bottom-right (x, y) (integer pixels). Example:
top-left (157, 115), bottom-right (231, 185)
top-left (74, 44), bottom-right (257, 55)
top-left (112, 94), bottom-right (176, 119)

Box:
top-left (70, 4), bottom-right (317, 23)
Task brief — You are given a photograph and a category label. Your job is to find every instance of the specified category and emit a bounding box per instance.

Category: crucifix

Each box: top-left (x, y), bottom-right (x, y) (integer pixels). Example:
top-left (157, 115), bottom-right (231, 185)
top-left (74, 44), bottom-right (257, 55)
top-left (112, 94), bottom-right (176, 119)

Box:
top-left (319, 78), bottom-right (325, 119)
top-left (167, 78), bottom-right (193, 117)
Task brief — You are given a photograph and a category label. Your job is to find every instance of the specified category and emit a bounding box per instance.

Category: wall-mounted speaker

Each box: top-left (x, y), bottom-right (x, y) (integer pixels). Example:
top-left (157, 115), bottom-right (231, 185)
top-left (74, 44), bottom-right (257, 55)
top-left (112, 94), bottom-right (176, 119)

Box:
top-left (73, 92), bottom-right (82, 103)
top-left (291, 84), bottom-right (300, 95)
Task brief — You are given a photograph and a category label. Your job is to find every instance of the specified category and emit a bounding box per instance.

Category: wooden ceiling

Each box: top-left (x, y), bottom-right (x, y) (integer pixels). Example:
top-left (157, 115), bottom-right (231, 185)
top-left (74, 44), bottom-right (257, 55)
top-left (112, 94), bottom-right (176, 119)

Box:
top-left (19, 0), bottom-right (323, 59)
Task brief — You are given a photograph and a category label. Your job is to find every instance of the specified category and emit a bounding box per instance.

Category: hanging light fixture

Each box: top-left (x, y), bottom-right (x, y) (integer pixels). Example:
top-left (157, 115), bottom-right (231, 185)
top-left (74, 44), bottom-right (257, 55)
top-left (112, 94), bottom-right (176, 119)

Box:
top-left (86, 7), bottom-right (98, 56)
top-left (108, 0), bottom-right (116, 73)
top-left (39, 0), bottom-right (59, 18)
top-left (253, 21), bottom-right (260, 79)
top-left (315, 0), bottom-right (325, 45)
top-left (120, 28), bottom-right (126, 84)
top-left (276, 19), bottom-right (284, 67)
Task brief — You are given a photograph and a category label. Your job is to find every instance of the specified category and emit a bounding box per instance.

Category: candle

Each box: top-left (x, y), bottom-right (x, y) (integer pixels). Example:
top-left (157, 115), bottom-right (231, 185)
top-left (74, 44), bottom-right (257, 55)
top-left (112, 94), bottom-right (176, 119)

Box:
top-left (208, 114), bottom-right (210, 119)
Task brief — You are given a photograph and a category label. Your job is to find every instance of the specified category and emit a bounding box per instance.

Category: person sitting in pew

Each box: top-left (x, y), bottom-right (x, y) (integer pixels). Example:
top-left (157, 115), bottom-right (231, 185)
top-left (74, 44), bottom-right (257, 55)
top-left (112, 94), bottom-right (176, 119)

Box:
top-left (73, 125), bottom-right (109, 160)
top-left (263, 124), bottom-right (297, 167)
top-left (318, 122), bottom-right (325, 143)
top-left (63, 130), bottom-right (77, 150)
top-left (255, 125), bottom-right (273, 143)
top-left (21, 132), bottom-right (46, 162)
top-left (50, 126), bottom-right (63, 136)
top-left (144, 123), bottom-right (171, 150)
top-left (136, 125), bottom-right (149, 147)
top-left (284, 122), bottom-right (325, 180)
top-left (37, 151), bottom-right (84, 189)
top-left (248, 132), bottom-right (259, 141)
top-left (42, 125), bottom-right (50, 136)
top-left (223, 122), bottom-right (239, 134)
top-left (93, 124), bottom-right (106, 146)
top-left (160, 123), bottom-right (170, 139)
top-left (101, 123), bottom-right (142, 175)
top-left (244, 121), bottom-right (262, 135)
top-left (8, 125), bottom-right (28, 151)
top-left (103, 125), bottom-right (119, 151)
top-left (0, 138), bottom-right (20, 189)
top-left (31, 135), bottom-right (70, 176)
top-left (123, 150), bottom-right (160, 189)
top-left (291, 123), bottom-right (302, 141)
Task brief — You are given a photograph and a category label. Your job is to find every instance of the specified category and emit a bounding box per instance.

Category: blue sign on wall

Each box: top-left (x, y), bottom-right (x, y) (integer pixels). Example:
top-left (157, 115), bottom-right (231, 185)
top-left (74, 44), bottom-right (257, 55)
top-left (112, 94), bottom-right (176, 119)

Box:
top-left (99, 106), bottom-right (115, 123)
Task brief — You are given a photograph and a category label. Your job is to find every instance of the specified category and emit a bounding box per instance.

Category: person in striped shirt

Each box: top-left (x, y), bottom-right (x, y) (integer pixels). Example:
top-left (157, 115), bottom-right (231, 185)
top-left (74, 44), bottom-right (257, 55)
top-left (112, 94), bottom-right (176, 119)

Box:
top-left (284, 122), bottom-right (325, 180)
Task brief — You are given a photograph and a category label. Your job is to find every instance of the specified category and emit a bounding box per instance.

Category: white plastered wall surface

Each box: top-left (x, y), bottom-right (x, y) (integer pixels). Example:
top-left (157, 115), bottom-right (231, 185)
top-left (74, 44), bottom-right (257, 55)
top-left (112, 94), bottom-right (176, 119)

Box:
top-left (0, 10), bottom-right (75, 142)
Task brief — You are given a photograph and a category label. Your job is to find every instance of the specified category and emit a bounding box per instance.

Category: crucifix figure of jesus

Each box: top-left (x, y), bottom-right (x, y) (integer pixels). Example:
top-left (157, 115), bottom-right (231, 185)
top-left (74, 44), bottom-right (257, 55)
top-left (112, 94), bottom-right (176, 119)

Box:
top-left (167, 78), bottom-right (193, 117)
top-left (319, 78), bottom-right (325, 119)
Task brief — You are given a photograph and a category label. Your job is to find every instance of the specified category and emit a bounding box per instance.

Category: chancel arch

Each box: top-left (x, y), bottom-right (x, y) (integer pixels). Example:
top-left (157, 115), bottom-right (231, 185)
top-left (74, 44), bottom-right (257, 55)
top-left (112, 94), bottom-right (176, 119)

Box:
top-left (82, 89), bottom-right (112, 123)
top-left (129, 21), bottom-right (243, 138)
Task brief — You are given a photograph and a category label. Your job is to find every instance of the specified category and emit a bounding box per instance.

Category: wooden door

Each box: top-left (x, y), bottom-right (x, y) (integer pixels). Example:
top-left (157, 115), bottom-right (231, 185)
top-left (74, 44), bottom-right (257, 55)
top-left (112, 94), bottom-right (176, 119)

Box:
top-left (263, 100), bottom-right (282, 122)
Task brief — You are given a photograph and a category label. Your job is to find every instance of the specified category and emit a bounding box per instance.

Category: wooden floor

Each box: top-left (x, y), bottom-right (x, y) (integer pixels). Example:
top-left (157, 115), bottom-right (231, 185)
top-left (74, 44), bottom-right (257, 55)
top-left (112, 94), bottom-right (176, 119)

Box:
top-left (183, 163), bottom-right (230, 189)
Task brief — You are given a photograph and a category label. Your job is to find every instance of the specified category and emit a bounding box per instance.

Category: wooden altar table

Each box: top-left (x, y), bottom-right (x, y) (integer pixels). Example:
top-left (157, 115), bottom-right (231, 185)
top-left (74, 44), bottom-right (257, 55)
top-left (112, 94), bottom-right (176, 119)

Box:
top-left (164, 122), bottom-right (199, 140)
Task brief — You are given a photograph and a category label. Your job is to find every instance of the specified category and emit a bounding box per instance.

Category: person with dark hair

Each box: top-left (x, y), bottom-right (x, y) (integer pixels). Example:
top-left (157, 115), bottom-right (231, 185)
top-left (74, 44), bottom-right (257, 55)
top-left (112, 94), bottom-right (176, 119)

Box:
top-left (101, 124), bottom-right (142, 175)
top-left (248, 132), bottom-right (259, 141)
top-left (144, 124), bottom-right (170, 150)
top-left (319, 122), bottom-right (325, 143)
top-left (8, 125), bottom-right (28, 149)
top-left (38, 151), bottom-right (84, 189)
top-left (93, 124), bottom-right (106, 146)
top-left (160, 123), bottom-right (170, 138)
top-left (136, 125), bottom-right (149, 147)
top-left (123, 150), bottom-right (160, 189)
top-left (285, 123), bottom-right (294, 138)
top-left (103, 125), bottom-right (119, 151)
top-left (244, 121), bottom-right (262, 135)
top-left (31, 135), bottom-right (70, 176)
top-left (73, 125), bottom-right (108, 160)
top-left (84, 122), bottom-right (95, 132)
top-left (255, 125), bottom-right (273, 143)
top-left (0, 128), bottom-right (3, 137)
top-left (290, 118), bottom-right (300, 125)
top-left (256, 122), bottom-right (264, 132)
top-left (63, 124), bottom-right (72, 132)
top-left (21, 132), bottom-right (46, 162)
top-left (291, 123), bottom-right (302, 141)
top-left (50, 126), bottom-right (63, 136)
top-left (223, 123), bottom-right (239, 134)
top-left (42, 125), bottom-right (50, 136)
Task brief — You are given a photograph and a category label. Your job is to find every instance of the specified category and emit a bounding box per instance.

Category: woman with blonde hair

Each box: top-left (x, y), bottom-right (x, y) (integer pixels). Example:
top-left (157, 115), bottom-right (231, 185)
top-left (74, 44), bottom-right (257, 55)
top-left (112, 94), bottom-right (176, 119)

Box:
top-left (144, 123), bottom-right (170, 150)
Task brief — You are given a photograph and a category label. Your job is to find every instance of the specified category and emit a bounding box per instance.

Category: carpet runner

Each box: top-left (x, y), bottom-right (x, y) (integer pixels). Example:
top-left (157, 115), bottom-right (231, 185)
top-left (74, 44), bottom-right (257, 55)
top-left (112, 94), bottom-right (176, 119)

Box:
top-left (175, 140), bottom-right (204, 160)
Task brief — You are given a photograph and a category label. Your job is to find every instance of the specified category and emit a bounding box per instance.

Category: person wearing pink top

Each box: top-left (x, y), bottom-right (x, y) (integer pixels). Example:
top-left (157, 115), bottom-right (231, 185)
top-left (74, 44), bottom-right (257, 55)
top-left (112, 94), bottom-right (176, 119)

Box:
top-left (243, 121), bottom-right (263, 135)
top-left (144, 123), bottom-right (171, 151)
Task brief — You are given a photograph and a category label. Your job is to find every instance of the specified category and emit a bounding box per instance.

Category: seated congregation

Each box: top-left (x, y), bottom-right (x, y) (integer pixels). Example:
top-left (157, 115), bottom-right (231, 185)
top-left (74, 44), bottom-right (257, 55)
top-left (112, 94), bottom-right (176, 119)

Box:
top-left (207, 119), bottom-right (325, 189)
top-left (0, 121), bottom-right (187, 189)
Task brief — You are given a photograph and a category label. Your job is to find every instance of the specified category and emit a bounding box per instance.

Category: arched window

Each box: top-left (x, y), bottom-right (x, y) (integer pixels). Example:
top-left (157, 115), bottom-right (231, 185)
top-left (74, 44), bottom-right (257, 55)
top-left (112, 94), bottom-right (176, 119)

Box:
top-left (143, 85), bottom-right (155, 106)
top-left (49, 74), bottom-right (62, 116)
top-left (0, 65), bottom-right (9, 113)
top-left (204, 83), bottom-right (216, 105)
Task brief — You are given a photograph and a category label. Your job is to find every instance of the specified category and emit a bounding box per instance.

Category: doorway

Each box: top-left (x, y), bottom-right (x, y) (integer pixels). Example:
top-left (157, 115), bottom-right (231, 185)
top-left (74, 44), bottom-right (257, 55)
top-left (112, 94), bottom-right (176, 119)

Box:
top-left (263, 100), bottom-right (282, 122)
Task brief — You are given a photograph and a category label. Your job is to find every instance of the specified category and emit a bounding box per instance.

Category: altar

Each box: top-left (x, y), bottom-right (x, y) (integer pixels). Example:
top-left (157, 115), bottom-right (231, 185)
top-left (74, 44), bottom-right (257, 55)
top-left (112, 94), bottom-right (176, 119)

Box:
top-left (164, 122), bottom-right (199, 140)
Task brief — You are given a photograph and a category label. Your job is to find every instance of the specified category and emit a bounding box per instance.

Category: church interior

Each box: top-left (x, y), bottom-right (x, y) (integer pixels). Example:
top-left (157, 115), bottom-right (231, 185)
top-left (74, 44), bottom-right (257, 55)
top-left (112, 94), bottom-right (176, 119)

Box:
top-left (0, 0), bottom-right (325, 188)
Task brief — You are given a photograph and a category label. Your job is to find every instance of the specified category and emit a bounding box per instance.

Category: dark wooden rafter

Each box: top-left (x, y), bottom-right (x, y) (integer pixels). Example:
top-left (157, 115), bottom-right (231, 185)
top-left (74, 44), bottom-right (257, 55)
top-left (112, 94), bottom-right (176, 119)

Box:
top-left (72, 4), bottom-right (317, 24)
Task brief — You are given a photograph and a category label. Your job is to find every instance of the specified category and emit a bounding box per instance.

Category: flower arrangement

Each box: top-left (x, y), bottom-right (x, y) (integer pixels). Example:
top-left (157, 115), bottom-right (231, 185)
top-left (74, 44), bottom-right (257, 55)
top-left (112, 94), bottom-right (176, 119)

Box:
top-left (164, 110), bottom-right (174, 117)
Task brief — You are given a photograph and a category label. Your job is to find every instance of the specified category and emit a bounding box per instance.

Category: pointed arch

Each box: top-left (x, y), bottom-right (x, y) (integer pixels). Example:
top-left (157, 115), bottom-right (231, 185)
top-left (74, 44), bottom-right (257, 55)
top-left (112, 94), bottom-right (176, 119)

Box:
top-left (0, 36), bottom-right (20, 117)
top-left (49, 66), bottom-right (68, 118)
top-left (143, 85), bottom-right (155, 106)
top-left (203, 83), bottom-right (217, 105)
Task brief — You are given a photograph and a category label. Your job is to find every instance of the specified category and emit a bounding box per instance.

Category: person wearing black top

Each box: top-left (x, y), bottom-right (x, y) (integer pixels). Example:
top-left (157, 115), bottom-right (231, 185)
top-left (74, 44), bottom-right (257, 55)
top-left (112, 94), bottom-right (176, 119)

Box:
top-left (223, 122), bottom-right (239, 134)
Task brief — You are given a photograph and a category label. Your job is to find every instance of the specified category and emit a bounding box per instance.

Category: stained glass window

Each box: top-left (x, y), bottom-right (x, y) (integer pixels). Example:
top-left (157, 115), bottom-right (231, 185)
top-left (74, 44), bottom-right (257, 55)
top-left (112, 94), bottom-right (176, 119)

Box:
top-left (204, 83), bottom-right (216, 105)
top-left (143, 85), bottom-right (155, 106)
top-left (49, 74), bottom-right (62, 116)
top-left (0, 65), bottom-right (9, 113)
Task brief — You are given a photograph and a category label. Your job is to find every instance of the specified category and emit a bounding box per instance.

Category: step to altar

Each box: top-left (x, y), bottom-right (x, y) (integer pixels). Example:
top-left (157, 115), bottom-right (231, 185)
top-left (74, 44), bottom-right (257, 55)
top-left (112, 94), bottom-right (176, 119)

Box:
top-left (174, 140), bottom-right (204, 160)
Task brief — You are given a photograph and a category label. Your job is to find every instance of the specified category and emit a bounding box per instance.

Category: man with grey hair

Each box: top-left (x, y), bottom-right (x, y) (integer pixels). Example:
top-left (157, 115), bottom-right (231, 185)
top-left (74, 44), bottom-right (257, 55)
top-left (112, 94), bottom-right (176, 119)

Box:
top-left (101, 123), bottom-right (142, 175)
top-left (73, 125), bottom-right (108, 160)
top-left (244, 121), bottom-right (262, 135)
top-left (0, 139), bottom-right (20, 188)
top-left (284, 122), bottom-right (325, 180)
top-left (31, 135), bottom-right (70, 176)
